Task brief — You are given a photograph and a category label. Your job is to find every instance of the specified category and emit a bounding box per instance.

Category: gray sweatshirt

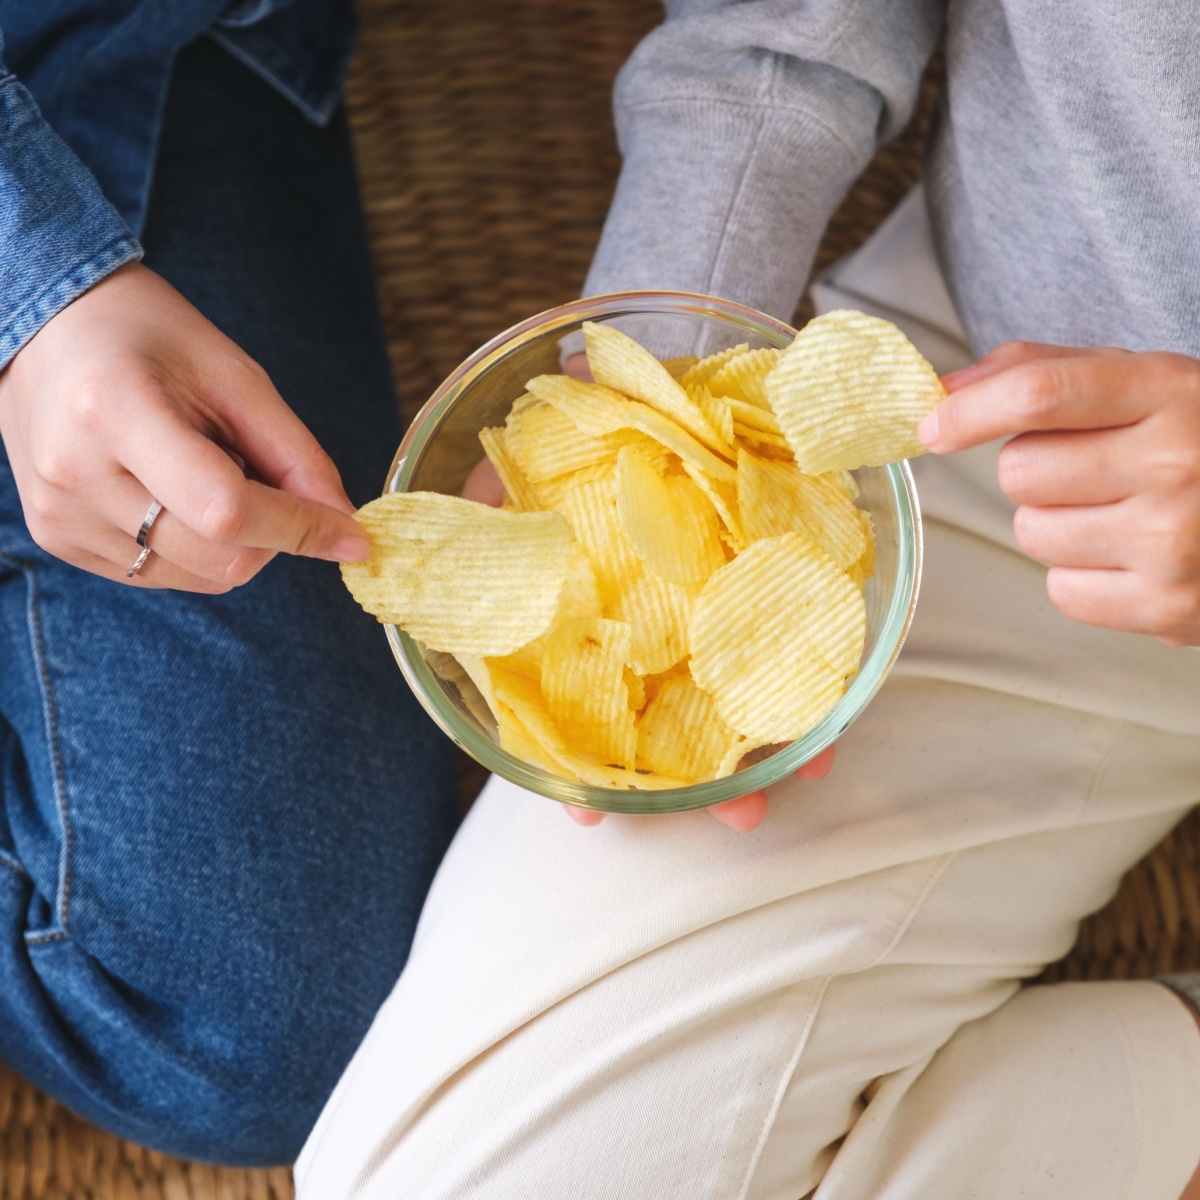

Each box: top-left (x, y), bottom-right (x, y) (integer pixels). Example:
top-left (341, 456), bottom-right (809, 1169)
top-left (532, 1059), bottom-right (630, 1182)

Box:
top-left (583, 0), bottom-right (1200, 359)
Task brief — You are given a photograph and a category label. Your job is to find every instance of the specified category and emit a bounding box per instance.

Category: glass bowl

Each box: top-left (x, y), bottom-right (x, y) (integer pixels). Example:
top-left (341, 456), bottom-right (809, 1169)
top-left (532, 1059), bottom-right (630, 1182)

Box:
top-left (380, 291), bottom-right (922, 813)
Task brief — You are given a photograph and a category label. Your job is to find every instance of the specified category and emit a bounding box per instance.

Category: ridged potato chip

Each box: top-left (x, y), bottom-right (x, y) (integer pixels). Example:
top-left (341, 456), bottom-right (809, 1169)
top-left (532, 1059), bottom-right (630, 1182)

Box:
top-left (764, 309), bottom-right (945, 472)
top-left (530, 371), bottom-right (736, 483)
top-left (725, 398), bottom-right (782, 435)
top-left (478, 426), bottom-right (539, 512)
top-left (680, 461), bottom-right (746, 551)
top-left (583, 322), bottom-right (734, 458)
top-left (610, 565), bottom-right (693, 675)
top-left (637, 675), bottom-right (749, 783)
top-left (689, 532), bottom-right (866, 742)
top-left (688, 382), bottom-right (735, 446)
top-left (505, 402), bottom-right (616, 482)
top-left (679, 343), bottom-right (749, 387)
top-left (342, 493), bottom-right (572, 655)
top-left (738, 450), bottom-right (867, 570)
top-left (558, 472), bottom-right (640, 605)
top-left (706, 347), bottom-right (781, 408)
top-left (616, 446), bottom-right (725, 584)
top-left (734, 425), bottom-right (794, 456)
top-left (542, 617), bottom-right (637, 768)
top-left (525, 375), bottom-right (630, 437)
top-left (661, 355), bottom-right (699, 381)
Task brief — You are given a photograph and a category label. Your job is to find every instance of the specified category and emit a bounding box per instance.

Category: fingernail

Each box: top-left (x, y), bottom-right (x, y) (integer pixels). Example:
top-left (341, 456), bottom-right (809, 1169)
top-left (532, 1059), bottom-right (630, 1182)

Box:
top-left (330, 535), bottom-right (371, 563)
top-left (916, 410), bottom-right (940, 450)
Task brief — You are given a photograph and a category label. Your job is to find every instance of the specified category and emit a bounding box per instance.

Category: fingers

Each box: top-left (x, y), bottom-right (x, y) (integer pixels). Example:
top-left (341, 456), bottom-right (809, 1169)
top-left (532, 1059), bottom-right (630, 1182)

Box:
top-left (462, 457), bottom-right (505, 507)
top-left (1014, 494), bottom-right (1200, 578)
top-left (562, 804), bottom-right (606, 826)
top-left (24, 487), bottom-right (241, 592)
top-left (1045, 566), bottom-right (1200, 642)
top-left (112, 399), bottom-right (369, 562)
top-left (997, 428), bottom-right (1140, 506)
top-left (938, 340), bottom-right (1093, 393)
top-left (99, 469), bottom-right (275, 586)
top-left (563, 351), bottom-right (593, 382)
top-left (202, 355), bottom-right (358, 515)
top-left (707, 790), bottom-right (769, 831)
top-left (794, 744), bottom-right (836, 780)
top-left (920, 346), bottom-right (1164, 454)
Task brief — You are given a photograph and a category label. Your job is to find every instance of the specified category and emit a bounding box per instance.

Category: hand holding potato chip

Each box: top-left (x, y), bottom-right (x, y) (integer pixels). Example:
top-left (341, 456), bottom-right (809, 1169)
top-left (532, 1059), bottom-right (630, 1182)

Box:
top-left (917, 341), bottom-right (1200, 647)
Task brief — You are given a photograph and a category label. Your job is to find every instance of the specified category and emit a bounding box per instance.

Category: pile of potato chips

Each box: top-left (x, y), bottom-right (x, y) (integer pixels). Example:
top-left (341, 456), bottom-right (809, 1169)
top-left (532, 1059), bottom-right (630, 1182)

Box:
top-left (343, 310), bottom-right (944, 790)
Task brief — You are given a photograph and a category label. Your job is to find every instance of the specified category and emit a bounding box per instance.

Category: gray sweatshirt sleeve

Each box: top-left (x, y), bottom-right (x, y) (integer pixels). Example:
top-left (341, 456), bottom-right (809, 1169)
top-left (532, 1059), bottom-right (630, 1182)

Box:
top-left (584, 0), bottom-right (944, 321)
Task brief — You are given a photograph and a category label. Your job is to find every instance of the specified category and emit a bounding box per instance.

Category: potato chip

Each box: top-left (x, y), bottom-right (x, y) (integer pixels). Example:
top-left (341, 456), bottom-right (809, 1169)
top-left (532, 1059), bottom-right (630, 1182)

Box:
top-left (525, 375), bottom-right (631, 437)
top-left (680, 461), bottom-right (747, 551)
top-left (603, 427), bottom-right (674, 475)
top-left (831, 468), bottom-right (860, 500)
top-left (504, 402), bottom-right (616, 483)
top-left (640, 660), bottom-right (692, 708)
top-left (478, 426), bottom-right (539, 512)
top-left (494, 674), bottom-right (670, 789)
top-left (733, 425), bottom-right (794, 455)
top-left (624, 666), bottom-right (647, 712)
top-left (582, 322), bottom-right (734, 458)
top-left (661, 355), bottom-right (699, 381)
top-left (725, 398), bottom-right (782, 434)
top-left (531, 370), bottom-right (735, 483)
top-left (427, 650), bottom-right (498, 731)
top-left (616, 446), bottom-right (725, 584)
top-left (737, 450), bottom-right (866, 570)
top-left (689, 532), bottom-right (867, 742)
top-left (688, 382), bottom-right (735, 446)
top-left (637, 675), bottom-right (749, 783)
top-left (342, 493), bottom-right (572, 655)
top-left (764, 309), bottom-right (945, 472)
top-left (847, 511), bottom-right (877, 591)
top-left (679, 343), bottom-right (749, 388)
top-left (495, 701), bottom-right (573, 778)
top-left (706, 347), bottom-right (781, 408)
top-left (610, 566), bottom-right (693, 675)
top-left (621, 401), bottom-right (737, 483)
top-left (533, 462), bottom-right (614, 511)
top-left (558, 472), bottom-right (640, 605)
top-left (542, 617), bottom-right (637, 768)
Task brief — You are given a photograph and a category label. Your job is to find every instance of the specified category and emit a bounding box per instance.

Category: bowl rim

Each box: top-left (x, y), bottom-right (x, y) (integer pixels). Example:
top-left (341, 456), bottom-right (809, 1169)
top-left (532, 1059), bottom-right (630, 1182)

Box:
top-left (381, 290), bottom-right (923, 813)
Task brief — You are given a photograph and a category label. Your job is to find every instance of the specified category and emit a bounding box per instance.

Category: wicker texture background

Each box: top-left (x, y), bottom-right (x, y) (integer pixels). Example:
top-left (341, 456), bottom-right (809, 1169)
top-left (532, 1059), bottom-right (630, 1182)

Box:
top-left (1, 0), bottom-right (1197, 1195)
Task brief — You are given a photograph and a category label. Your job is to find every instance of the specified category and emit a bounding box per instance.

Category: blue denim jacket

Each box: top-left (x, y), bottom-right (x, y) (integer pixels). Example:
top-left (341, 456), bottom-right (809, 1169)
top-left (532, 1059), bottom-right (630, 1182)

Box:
top-left (0, 0), bottom-right (355, 368)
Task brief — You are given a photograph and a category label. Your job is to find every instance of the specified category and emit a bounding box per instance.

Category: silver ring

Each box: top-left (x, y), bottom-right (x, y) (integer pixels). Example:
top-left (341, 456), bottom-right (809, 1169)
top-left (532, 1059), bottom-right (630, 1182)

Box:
top-left (126, 499), bottom-right (163, 578)
top-left (125, 545), bottom-right (152, 578)
top-left (137, 499), bottom-right (163, 548)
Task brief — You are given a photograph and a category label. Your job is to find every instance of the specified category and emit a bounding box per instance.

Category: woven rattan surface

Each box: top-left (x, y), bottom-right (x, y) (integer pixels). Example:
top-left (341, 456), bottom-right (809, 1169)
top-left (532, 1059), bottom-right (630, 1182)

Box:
top-left (2, 0), bottom-right (1197, 1196)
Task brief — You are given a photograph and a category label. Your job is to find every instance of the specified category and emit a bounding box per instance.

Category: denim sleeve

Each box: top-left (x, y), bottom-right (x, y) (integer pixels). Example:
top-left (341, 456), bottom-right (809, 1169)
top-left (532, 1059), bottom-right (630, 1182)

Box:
top-left (0, 35), bottom-right (142, 370)
top-left (583, 0), bottom-right (945, 322)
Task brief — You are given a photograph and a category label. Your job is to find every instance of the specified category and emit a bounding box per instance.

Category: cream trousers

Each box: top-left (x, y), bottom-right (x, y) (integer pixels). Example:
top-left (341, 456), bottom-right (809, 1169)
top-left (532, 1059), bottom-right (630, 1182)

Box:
top-left (297, 189), bottom-right (1200, 1200)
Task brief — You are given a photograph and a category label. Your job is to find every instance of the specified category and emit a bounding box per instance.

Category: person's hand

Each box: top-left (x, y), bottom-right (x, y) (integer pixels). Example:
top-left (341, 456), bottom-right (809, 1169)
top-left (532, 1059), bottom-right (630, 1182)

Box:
top-left (0, 262), bottom-right (370, 592)
top-left (463, 347), bottom-right (836, 833)
top-left (917, 341), bottom-right (1200, 647)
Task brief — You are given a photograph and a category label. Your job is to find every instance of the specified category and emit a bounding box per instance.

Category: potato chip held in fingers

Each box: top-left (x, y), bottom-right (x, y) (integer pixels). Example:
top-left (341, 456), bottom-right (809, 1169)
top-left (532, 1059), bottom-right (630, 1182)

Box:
top-left (341, 492), bottom-right (572, 656)
top-left (765, 309), bottom-right (944, 472)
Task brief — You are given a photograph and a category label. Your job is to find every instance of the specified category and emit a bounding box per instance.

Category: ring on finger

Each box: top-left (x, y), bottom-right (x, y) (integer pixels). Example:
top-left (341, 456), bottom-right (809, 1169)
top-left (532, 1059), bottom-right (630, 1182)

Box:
top-left (126, 499), bottom-right (164, 578)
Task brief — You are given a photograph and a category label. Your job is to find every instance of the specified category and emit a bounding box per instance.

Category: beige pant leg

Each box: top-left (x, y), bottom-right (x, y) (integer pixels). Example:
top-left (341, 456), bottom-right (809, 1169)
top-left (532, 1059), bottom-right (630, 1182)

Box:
top-left (814, 981), bottom-right (1200, 1200)
top-left (294, 665), bottom-right (1200, 1200)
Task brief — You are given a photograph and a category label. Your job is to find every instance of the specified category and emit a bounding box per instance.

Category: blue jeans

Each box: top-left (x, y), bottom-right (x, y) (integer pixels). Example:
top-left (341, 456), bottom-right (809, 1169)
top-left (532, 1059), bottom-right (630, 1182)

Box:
top-left (0, 37), bottom-right (458, 1166)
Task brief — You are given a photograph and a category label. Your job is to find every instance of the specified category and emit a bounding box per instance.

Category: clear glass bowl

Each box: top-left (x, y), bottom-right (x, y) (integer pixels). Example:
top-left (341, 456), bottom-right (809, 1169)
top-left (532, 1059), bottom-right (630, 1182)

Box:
top-left (380, 291), bottom-right (922, 813)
